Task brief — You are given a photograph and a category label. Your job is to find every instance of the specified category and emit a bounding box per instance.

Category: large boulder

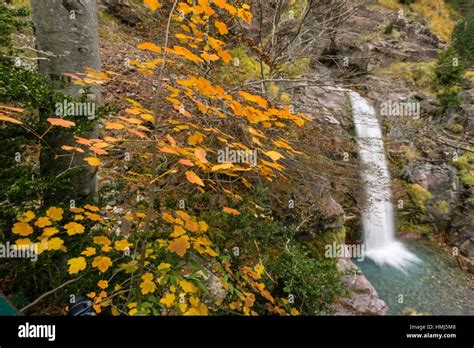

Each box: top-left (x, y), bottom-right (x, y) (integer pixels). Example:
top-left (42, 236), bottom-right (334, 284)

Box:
top-left (330, 256), bottom-right (388, 315)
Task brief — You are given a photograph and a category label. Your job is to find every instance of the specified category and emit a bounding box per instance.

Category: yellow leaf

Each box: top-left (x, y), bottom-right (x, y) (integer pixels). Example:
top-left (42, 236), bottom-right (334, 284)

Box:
top-left (211, 163), bottom-right (234, 171)
top-left (111, 306), bottom-right (120, 316)
top-left (162, 212), bottom-right (176, 224)
top-left (68, 257), bottom-right (87, 274)
top-left (48, 237), bottom-right (64, 250)
top-left (85, 157), bottom-right (103, 167)
top-left (34, 217), bottom-right (52, 228)
top-left (47, 118), bottom-right (76, 128)
top-left (141, 114), bottom-right (155, 122)
top-left (237, 8), bottom-right (253, 24)
top-left (140, 273), bottom-right (156, 295)
top-left (290, 307), bottom-right (300, 316)
top-left (198, 220), bottom-right (208, 232)
top-left (64, 222), bottom-right (85, 236)
top-left (160, 293), bottom-right (176, 307)
top-left (179, 280), bottom-right (197, 293)
top-left (217, 49), bottom-right (231, 63)
top-left (184, 219), bottom-right (199, 233)
top-left (187, 132), bottom-right (204, 145)
top-left (114, 239), bottom-right (133, 251)
top-left (137, 42), bottom-right (161, 53)
top-left (93, 236), bottom-right (111, 247)
top-left (157, 263), bottom-right (171, 271)
top-left (81, 247), bottom-right (97, 257)
top-left (214, 20), bottom-right (228, 35)
top-left (201, 52), bottom-right (220, 61)
top-left (92, 256), bottom-right (113, 273)
top-left (15, 238), bottom-right (31, 246)
top-left (254, 263), bottom-right (264, 276)
top-left (265, 150), bottom-right (284, 161)
top-left (223, 207), bottom-right (240, 215)
top-left (171, 225), bottom-right (186, 238)
top-left (12, 222), bottom-right (33, 236)
top-left (172, 46), bottom-right (204, 63)
top-left (85, 212), bottom-right (103, 221)
top-left (143, 0), bottom-right (161, 11)
top-left (169, 236), bottom-right (190, 257)
top-left (18, 210), bottom-right (35, 222)
top-left (185, 170), bottom-right (205, 187)
top-left (84, 204), bottom-right (100, 212)
top-left (42, 227), bottom-right (59, 237)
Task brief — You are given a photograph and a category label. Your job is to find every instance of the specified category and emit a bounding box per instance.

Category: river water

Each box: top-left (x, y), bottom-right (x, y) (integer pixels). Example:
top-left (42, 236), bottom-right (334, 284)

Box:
top-left (355, 239), bottom-right (474, 315)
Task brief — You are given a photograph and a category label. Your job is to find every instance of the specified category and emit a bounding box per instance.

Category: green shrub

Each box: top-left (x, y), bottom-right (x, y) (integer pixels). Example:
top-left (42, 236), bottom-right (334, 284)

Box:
top-left (452, 11), bottom-right (474, 68)
top-left (268, 245), bottom-right (342, 315)
top-left (435, 47), bottom-right (465, 107)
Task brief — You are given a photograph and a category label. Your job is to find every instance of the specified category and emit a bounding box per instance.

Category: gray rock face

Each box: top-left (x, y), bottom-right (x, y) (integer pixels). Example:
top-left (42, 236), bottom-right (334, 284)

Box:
top-left (403, 162), bottom-right (459, 200)
top-left (330, 256), bottom-right (388, 316)
top-left (296, 194), bottom-right (346, 241)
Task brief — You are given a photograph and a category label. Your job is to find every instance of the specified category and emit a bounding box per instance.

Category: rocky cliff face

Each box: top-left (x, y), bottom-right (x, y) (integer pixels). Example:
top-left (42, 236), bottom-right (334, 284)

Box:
top-left (290, 1), bottom-right (474, 277)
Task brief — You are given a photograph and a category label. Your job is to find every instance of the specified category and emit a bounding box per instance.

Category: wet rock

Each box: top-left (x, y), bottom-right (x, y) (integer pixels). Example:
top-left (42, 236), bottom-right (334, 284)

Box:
top-left (296, 83), bottom-right (349, 126)
top-left (399, 231), bottom-right (422, 240)
top-left (330, 256), bottom-right (388, 316)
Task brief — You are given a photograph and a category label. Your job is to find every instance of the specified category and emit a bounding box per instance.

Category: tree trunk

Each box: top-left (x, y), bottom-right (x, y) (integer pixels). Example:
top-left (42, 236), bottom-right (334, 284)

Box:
top-left (30, 0), bottom-right (101, 203)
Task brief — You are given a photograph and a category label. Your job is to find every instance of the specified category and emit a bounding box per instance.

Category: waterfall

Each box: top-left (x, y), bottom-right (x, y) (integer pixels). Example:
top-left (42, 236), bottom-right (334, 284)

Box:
top-left (348, 91), bottom-right (419, 269)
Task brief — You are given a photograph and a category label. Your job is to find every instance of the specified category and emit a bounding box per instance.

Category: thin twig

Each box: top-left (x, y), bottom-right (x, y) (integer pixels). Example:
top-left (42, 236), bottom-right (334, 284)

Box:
top-left (20, 276), bottom-right (82, 313)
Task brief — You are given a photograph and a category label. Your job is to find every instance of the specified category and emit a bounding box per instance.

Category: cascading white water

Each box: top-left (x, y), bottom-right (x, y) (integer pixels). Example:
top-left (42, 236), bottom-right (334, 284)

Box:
top-left (348, 91), bottom-right (419, 269)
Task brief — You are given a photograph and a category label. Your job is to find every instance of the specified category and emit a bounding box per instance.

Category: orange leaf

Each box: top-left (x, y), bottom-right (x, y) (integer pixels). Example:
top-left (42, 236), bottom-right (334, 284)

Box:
top-left (239, 92), bottom-right (268, 108)
top-left (128, 129), bottom-right (146, 138)
top-left (0, 115), bottom-right (23, 125)
top-left (185, 171), bottom-right (204, 187)
top-left (217, 50), bottom-right (231, 64)
top-left (61, 145), bottom-right (85, 154)
top-left (47, 118), bottom-right (76, 128)
top-left (214, 20), bottom-right (228, 35)
top-left (137, 42), bottom-right (162, 53)
top-left (143, 0), bottom-right (161, 12)
top-left (179, 159), bottom-right (194, 167)
top-left (223, 207), bottom-right (240, 215)
top-left (169, 236), bottom-right (190, 257)
top-left (105, 122), bottom-right (125, 130)
top-left (172, 46), bottom-right (204, 63)
top-left (75, 136), bottom-right (93, 146)
top-left (0, 105), bottom-right (24, 112)
top-left (194, 148), bottom-right (208, 164)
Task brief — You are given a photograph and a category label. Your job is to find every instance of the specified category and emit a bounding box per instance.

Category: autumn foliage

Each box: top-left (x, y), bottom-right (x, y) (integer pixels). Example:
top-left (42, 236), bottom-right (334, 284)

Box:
top-left (1, 0), bottom-right (314, 316)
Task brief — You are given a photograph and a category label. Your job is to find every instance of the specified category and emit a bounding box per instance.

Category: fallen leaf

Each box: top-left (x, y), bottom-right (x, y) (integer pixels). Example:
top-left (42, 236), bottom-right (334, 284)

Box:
top-left (185, 170), bottom-right (205, 187)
